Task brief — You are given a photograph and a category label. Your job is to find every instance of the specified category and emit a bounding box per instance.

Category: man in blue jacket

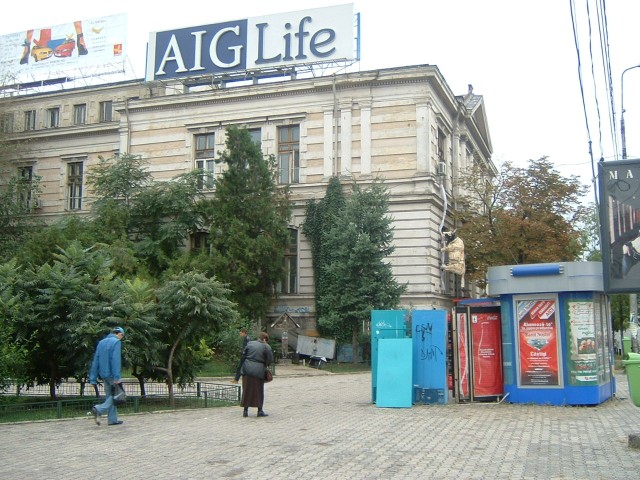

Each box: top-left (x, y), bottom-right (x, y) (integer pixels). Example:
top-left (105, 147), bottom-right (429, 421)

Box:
top-left (89, 326), bottom-right (125, 426)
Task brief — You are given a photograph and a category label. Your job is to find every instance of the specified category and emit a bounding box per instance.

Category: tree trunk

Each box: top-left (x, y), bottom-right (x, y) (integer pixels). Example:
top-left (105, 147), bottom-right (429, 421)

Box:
top-left (167, 339), bottom-right (180, 408)
top-left (49, 360), bottom-right (57, 399)
top-left (352, 324), bottom-right (359, 365)
top-left (132, 370), bottom-right (147, 398)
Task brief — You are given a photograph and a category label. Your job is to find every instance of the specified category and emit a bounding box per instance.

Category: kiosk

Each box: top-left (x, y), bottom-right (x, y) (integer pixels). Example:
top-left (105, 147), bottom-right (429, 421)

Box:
top-left (487, 262), bottom-right (615, 406)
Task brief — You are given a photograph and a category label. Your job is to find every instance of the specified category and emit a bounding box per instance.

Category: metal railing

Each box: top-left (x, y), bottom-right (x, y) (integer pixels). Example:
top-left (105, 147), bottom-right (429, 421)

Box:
top-left (0, 381), bottom-right (240, 423)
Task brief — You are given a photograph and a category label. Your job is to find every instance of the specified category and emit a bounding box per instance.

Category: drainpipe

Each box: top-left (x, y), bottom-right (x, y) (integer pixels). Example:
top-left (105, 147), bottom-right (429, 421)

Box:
top-left (438, 168), bottom-right (447, 293)
top-left (333, 75), bottom-right (338, 176)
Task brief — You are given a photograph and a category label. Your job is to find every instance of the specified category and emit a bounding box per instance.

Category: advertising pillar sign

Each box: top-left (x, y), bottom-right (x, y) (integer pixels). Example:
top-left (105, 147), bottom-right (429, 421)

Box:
top-left (598, 159), bottom-right (640, 293)
top-left (516, 298), bottom-right (561, 387)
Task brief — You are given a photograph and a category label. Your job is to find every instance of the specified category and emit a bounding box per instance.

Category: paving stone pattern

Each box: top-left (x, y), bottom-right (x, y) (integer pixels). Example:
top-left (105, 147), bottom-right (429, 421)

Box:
top-left (1, 367), bottom-right (639, 479)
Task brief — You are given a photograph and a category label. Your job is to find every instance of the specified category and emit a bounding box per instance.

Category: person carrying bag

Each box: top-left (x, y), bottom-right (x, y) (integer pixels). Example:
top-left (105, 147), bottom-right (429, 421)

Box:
top-left (238, 332), bottom-right (274, 417)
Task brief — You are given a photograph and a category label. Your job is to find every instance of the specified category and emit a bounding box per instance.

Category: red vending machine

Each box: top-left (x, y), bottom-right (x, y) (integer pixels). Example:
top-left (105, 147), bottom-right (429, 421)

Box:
top-left (455, 299), bottom-right (504, 402)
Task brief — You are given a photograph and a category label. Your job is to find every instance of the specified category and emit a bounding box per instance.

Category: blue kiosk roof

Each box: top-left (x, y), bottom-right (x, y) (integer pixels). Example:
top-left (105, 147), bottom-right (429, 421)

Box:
top-left (487, 261), bottom-right (604, 296)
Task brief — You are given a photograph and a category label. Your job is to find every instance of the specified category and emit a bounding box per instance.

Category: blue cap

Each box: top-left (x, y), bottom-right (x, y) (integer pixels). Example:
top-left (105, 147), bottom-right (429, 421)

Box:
top-left (113, 326), bottom-right (125, 336)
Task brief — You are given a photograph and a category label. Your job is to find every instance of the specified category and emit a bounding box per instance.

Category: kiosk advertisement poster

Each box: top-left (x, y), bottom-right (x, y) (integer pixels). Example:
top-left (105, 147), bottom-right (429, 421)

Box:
top-left (566, 300), bottom-right (598, 385)
top-left (456, 312), bottom-right (469, 397)
top-left (471, 311), bottom-right (503, 396)
top-left (516, 299), bottom-right (560, 386)
top-left (594, 294), bottom-right (612, 383)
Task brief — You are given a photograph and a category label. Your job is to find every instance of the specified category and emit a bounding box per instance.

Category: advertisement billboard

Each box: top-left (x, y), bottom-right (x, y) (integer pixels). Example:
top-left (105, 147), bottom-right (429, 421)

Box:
top-left (598, 158), bottom-right (640, 293)
top-left (471, 311), bottom-right (503, 397)
top-left (146, 4), bottom-right (355, 82)
top-left (565, 299), bottom-right (598, 385)
top-left (0, 14), bottom-right (127, 85)
top-left (516, 298), bottom-right (561, 387)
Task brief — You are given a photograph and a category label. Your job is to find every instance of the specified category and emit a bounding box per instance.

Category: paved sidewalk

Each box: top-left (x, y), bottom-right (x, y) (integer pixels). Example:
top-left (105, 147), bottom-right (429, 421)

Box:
top-left (1, 368), bottom-right (639, 479)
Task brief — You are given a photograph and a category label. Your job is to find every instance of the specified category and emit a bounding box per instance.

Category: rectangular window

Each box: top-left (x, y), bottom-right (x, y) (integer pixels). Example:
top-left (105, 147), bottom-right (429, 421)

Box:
top-left (99, 101), bottom-right (113, 122)
top-left (73, 104), bottom-right (86, 125)
top-left (67, 161), bottom-right (84, 210)
top-left (249, 128), bottom-right (262, 148)
top-left (437, 128), bottom-right (446, 162)
top-left (191, 231), bottom-right (210, 253)
top-left (277, 228), bottom-right (298, 294)
top-left (195, 133), bottom-right (216, 190)
top-left (46, 107), bottom-right (60, 128)
top-left (196, 159), bottom-right (215, 190)
top-left (278, 125), bottom-right (300, 184)
top-left (18, 166), bottom-right (34, 209)
top-left (24, 110), bottom-right (36, 131)
top-left (1, 113), bottom-right (14, 133)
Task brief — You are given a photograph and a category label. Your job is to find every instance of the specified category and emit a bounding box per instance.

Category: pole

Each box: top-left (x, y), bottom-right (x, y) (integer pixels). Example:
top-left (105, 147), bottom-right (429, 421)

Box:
top-left (621, 65), bottom-right (640, 160)
top-left (621, 64), bottom-right (640, 352)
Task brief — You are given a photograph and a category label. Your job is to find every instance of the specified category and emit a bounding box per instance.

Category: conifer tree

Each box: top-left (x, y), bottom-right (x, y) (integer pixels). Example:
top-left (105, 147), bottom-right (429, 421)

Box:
top-left (208, 126), bottom-right (292, 324)
top-left (304, 179), bottom-right (405, 361)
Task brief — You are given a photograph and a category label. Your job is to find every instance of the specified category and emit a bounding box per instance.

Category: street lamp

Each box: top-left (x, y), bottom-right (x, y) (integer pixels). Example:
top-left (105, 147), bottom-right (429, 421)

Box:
top-left (621, 64), bottom-right (640, 159)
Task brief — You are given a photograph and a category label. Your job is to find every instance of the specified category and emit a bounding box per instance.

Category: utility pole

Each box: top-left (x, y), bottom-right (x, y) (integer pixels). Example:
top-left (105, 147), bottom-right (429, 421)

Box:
top-left (621, 64), bottom-right (640, 353)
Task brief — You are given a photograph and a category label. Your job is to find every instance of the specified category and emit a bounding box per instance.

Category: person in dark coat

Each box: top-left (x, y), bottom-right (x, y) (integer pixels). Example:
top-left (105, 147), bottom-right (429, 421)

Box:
top-left (231, 328), bottom-right (249, 384)
top-left (239, 332), bottom-right (273, 417)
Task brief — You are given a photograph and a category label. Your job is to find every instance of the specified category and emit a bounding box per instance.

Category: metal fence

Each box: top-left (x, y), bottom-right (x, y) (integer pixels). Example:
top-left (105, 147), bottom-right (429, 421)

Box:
top-left (0, 381), bottom-right (241, 423)
top-left (2, 380), bottom-right (237, 398)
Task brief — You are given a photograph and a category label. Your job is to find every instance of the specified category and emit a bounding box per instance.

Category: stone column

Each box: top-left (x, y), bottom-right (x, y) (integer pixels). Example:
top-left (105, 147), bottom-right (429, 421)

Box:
top-left (323, 107), bottom-right (334, 178)
top-left (360, 100), bottom-right (372, 176)
top-left (340, 101), bottom-right (352, 176)
top-left (416, 99), bottom-right (432, 173)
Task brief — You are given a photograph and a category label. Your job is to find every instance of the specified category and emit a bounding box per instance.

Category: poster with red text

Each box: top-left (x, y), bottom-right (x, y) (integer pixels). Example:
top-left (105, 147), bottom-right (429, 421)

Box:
top-left (517, 299), bottom-right (560, 386)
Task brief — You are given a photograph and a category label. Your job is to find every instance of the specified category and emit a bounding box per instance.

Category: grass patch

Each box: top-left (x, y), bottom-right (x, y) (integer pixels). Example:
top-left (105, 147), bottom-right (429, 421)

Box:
top-left (192, 357), bottom-right (371, 377)
top-left (322, 362), bottom-right (371, 374)
top-left (196, 358), bottom-right (235, 377)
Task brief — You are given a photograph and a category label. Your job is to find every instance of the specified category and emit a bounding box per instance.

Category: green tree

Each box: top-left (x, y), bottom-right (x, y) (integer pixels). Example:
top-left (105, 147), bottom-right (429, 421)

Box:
top-left (87, 153), bottom-right (205, 276)
top-left (456, 157), bottom-right (588, 286)
top-left (12, 242), bottom-right (120, 398)
top-left (86, 153), bottom-right (152, 242)
top-left (579, 203), bottom-right (601, 261)
top-left (14, 216), bottom-right (98, 267)
top-left (302, 176), bottom-right (346, 320)
top-left (310, 180), bottom-right (406, 361)
top-left (0, 165), bottom-right (43, 261)
top-left (0, 259), bottom-right (30, 390)
top-left (130, 171), bottom-right (205, 276)
top-left (207, 126), bottom-right (292, 324)
top-left (155, 270), bottom-right (239, 405)
top-left (103, 276), bottom-right (163, 397)
top-left (611, 294), bottom-right (630, 348)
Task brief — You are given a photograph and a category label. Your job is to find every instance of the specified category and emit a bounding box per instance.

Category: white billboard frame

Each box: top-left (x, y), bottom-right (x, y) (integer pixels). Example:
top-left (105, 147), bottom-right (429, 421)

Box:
top-left (146, 4), bottom-right (356, 82)
top-left (0, 14), bottom-right (127, 87)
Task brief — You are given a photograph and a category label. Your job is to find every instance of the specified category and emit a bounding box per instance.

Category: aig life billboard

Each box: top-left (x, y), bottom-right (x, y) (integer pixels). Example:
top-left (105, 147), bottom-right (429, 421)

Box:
top-left (598, 158), bottom-right (640, 293)
top-left (145, 4), bottom-right (355, 82)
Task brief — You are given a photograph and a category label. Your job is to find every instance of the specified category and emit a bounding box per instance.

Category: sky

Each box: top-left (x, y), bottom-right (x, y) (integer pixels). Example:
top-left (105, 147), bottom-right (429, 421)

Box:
top-left (2, 0), bottom-right (640, 203)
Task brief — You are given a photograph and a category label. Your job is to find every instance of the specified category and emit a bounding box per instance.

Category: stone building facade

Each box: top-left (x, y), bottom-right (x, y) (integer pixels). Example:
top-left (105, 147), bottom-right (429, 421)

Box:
top-left (1, 64), bottom-right (494, 331)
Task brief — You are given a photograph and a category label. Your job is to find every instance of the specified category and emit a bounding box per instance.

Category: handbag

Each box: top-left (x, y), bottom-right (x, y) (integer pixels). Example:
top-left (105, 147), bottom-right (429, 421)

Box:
top-left (265, 369), bottom-right (273, 383)
top-left (112, 383), bottom-right (127, 405)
